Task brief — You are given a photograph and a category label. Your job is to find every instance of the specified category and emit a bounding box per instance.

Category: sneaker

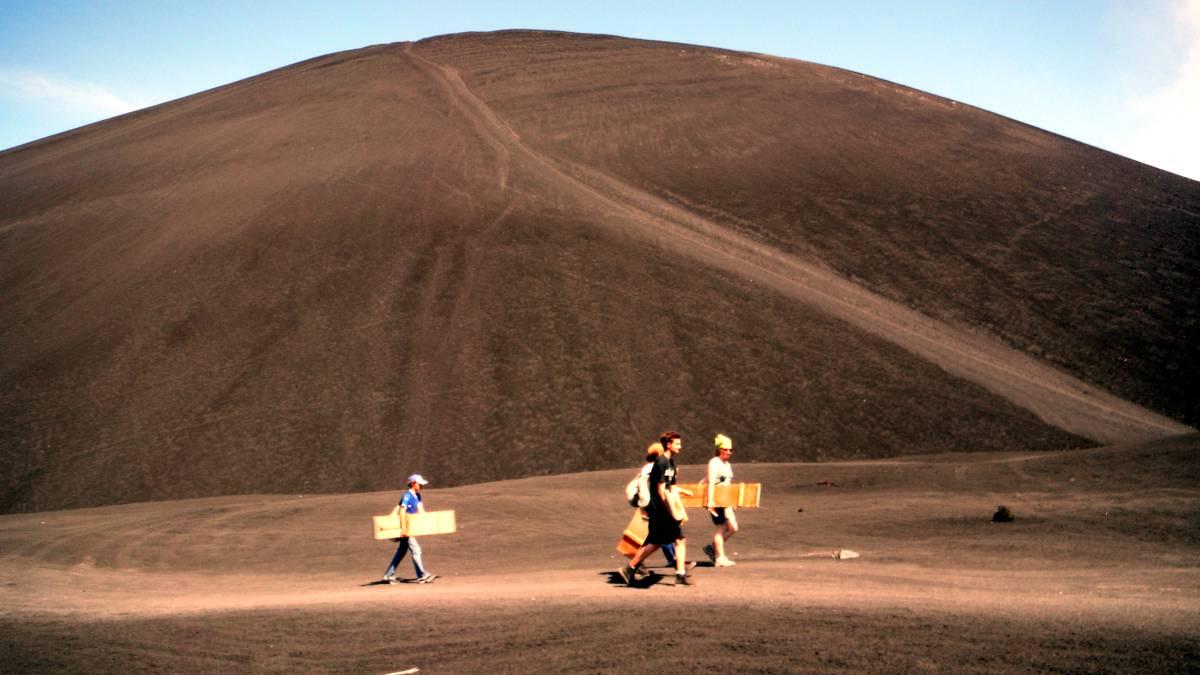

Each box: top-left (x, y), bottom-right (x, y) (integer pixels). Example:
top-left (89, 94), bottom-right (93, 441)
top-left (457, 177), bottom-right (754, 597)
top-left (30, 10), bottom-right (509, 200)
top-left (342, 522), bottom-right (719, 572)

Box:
top-left (382, 573), bottom-right (396, 583)
top-left (633, 564), bottom-right (650, 578)
top-left (675, 573), bottom-right (694, 586)
top-left (703, 544), bottom-right (716, 562)
top-left (618, 564), bottom-right (636, 586)
top-left (417, 573), bottom-right (438, 583)
top-left (715, 557), bottom-right (736, 567)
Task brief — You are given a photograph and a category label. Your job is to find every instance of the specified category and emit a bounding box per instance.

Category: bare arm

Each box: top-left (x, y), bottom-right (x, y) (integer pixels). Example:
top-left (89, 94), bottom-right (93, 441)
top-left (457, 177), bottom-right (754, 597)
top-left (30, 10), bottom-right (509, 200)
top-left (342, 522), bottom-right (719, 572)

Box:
top-left (388, 504), bottom-right (408, 536)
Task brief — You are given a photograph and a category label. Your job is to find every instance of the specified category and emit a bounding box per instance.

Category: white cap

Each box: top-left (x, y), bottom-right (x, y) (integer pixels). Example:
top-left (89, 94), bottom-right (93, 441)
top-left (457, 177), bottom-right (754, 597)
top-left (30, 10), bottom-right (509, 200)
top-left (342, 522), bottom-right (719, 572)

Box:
top-left (407, 474), bottom-right (428, 486)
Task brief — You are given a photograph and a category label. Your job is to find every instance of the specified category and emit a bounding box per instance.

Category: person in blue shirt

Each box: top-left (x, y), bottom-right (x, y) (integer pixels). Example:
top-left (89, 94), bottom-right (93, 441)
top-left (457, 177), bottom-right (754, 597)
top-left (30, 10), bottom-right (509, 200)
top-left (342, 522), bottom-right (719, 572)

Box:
top-left (382, 474), bottom-right (436, 583)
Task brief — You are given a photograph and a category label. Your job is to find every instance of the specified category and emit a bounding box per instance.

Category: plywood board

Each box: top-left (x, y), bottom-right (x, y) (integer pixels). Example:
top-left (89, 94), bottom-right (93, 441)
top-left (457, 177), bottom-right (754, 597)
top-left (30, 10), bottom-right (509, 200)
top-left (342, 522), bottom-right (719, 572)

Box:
top-left (616, 511), bottom-right (648, 558)
top-left (373, 510), bottom-right (457, 539)
top-left (676, 483), bottom-right (706, 508)
top-left (674, 483), bottom-right (761, 508)
top-left (713, 483), bottom-right (761, 508)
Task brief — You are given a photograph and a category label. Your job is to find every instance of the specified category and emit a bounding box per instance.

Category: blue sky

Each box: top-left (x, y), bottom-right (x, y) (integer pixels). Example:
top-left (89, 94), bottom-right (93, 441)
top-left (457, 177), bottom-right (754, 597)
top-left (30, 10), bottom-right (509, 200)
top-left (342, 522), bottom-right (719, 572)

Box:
top-left (1, 1), bottom-right (1197, 180)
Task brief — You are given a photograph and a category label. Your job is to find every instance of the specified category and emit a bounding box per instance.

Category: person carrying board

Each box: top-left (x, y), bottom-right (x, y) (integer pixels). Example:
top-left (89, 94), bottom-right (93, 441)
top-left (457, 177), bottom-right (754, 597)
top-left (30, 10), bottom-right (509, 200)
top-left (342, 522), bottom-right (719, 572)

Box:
top-left (619, 431), bottom-right (694, 587)
top-left (382, 474), bottom-right (438, 584)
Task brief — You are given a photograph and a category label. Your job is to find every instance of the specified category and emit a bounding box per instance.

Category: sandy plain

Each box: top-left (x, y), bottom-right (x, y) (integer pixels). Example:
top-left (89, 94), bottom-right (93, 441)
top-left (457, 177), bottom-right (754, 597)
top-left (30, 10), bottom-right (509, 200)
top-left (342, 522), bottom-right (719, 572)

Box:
top-left (3, 434), bottom-right (1197, 673)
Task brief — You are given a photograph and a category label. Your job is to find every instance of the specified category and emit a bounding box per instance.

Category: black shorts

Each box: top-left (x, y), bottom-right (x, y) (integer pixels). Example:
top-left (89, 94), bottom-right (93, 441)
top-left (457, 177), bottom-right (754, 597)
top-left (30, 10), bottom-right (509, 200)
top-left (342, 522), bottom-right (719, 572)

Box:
top-left (710, 507), bottom-right (728, 525)
top-left (647, 510), bottom-right (683, 545)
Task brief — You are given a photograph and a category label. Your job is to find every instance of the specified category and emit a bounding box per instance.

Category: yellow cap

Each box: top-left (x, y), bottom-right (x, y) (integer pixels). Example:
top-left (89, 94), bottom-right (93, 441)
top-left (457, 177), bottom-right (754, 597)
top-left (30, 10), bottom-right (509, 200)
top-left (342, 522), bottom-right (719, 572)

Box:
top-left (714, 434), bottom-right (733, 450)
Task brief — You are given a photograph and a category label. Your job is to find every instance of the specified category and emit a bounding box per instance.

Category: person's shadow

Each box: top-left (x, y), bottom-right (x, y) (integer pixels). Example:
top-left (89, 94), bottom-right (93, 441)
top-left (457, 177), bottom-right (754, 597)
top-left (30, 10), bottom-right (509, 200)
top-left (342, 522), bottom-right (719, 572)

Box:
top-left (600, 570), bottom-right (666, 588)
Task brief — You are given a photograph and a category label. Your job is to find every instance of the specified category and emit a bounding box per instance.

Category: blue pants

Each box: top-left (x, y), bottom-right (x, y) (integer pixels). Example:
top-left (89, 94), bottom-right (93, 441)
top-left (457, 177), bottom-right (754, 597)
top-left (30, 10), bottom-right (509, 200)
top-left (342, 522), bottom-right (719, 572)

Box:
top-left (662, 542), bottom-right (677, 567)
top-left (385, 536), bottom-right (426, 578)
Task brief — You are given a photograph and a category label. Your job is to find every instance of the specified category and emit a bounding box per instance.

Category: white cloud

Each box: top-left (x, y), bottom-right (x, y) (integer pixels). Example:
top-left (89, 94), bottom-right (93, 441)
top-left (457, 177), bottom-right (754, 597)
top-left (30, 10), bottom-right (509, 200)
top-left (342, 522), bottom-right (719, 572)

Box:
top-left (1123, 0), bottom-right (1200, 181)
top-left (0, 70), bottom-right (143, 118)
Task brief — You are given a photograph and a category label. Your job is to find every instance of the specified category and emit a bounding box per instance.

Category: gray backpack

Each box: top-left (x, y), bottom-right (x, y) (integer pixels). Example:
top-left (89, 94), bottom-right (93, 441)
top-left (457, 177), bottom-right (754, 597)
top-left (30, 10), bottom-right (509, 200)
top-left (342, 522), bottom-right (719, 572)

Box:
top-left (624, 466), bottom-right (651, 507)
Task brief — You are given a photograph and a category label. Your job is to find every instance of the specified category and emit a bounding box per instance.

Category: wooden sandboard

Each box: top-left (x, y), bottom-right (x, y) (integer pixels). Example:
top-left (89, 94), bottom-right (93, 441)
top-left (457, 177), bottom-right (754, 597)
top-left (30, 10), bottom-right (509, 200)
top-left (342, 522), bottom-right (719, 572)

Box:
top-left (616, 511), bottom-right (648, 558)
top-left (373, 510), bottom-right (457, 539)
top-left (615, 493), bottom-right (692, 558)
top-left (675, 483), bottom-right (761, 508)
top-left (676, 484), bottom-right (706, 508)
top-left (715, 483), bottom-right (761, 508)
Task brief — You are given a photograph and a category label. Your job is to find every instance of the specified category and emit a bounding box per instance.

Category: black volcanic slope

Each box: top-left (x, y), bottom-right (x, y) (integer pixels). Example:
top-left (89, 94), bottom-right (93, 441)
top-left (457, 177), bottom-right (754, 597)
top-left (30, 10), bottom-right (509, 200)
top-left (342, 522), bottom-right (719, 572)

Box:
top-left (1, 30), bottom-right (1196, 512)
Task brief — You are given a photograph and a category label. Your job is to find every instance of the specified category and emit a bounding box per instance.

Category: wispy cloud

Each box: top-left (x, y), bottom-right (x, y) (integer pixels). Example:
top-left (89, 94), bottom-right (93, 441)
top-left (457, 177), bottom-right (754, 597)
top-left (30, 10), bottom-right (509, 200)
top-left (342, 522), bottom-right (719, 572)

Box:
top-left (0, 70), bottom-right (144, 118)
top-left (1123, 0), bottom-right (1200, 181)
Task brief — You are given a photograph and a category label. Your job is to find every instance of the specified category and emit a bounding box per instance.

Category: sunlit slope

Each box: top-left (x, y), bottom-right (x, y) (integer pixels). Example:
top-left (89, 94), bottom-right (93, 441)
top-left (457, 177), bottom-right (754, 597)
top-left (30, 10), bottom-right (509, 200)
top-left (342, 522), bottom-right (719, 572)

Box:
top-left (0, 31), bottom-right (1193, 513)
top-left (419, 30), bottom-right (1200, 428)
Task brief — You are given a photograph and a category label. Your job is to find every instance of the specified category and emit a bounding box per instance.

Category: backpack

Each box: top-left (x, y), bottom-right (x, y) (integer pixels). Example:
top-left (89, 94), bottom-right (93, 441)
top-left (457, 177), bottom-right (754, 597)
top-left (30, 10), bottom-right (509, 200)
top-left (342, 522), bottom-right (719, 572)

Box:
top-left (624, 464), bottom-right (652, 508)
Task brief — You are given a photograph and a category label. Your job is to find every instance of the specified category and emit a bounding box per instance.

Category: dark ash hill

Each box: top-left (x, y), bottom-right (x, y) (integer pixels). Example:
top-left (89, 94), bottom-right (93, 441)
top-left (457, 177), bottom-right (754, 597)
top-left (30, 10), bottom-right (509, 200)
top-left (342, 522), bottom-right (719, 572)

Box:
top-left (1, 30), bottom-right (1195, 512)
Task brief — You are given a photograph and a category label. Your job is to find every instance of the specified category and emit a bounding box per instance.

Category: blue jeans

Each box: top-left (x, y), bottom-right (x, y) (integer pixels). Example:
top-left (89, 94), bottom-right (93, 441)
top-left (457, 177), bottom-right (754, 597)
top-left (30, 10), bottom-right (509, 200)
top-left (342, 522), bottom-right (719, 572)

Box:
top-left (662, 542), bottom-right (677, 567)
top-left (385, 536), bottom-right (426, 578)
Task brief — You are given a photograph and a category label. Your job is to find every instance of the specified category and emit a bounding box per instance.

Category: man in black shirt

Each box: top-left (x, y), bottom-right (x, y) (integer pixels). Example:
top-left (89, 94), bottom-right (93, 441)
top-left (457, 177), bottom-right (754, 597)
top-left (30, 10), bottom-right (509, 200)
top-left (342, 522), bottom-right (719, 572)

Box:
top-left (619, 431), bottom-right (694, 586)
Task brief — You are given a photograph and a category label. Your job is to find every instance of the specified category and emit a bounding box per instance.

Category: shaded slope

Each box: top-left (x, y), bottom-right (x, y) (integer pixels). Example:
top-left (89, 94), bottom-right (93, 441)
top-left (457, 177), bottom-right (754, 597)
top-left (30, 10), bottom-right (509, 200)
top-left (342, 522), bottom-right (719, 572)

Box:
top-left (0, 31), bottom-right (1193, 512)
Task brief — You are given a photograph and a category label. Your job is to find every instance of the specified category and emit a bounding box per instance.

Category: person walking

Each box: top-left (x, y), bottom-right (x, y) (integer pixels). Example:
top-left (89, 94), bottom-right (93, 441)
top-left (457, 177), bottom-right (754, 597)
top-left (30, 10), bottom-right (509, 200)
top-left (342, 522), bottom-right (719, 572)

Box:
top-left (620, 431), bottom-right (693, 587)
top-left (632, 442), bottom-right (678, 575)
top-left (704, 434), bottom-right (738, 567)
top-left (382, 474), bottom-right (437, 584)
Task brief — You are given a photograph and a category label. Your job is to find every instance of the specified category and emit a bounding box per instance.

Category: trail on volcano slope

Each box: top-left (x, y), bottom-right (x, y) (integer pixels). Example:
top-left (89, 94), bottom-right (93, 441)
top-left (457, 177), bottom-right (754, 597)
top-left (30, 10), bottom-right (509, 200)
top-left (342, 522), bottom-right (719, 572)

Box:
top-left (404, 46), bottom-right (1191, 445)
